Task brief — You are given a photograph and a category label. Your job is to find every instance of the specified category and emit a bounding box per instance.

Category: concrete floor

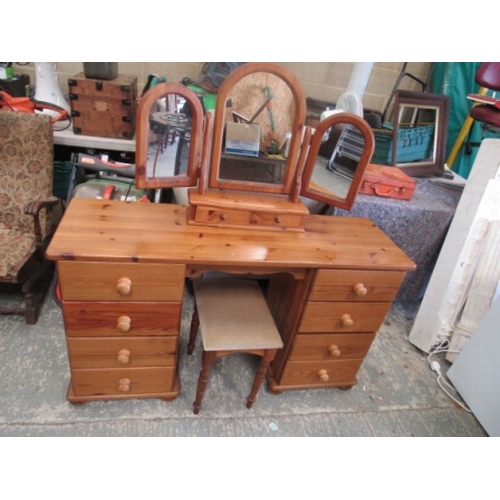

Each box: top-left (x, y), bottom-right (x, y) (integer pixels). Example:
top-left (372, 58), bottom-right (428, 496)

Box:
top-left (0, 282), bottom-right (487, 437)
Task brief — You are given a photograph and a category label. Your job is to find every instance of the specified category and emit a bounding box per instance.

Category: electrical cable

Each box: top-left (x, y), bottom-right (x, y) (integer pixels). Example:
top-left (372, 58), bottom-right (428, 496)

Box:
top-left (427, 342), bottom-right (472, 413)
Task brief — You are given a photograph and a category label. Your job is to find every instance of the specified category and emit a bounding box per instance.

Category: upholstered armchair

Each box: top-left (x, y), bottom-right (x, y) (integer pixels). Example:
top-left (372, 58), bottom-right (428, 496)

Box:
top-left (0, 110), bottom-right (59, 324)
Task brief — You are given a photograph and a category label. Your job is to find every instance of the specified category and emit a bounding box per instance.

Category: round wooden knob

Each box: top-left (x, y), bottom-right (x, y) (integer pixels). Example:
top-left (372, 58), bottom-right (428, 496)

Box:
top-left (353, 283), bottom-right (367, 297)
top-left (274, 216), bottom-right (282, 224)
top-left (328, 344), bottom-right (341, 357)
top-left (117, 315), bottom-right (131, 332)
top-left (340, 314), bottom-right (354, 327)
top-left (220, 213), bottom-right (227, 221)
top-left (318, 369), bottom-right (329, 382)
top-left (118, 378), bottom-right (131, 393)
top-left (116, 277), bottom-right (132, 296)
top-left (117, 349), bottom-right (131, 365)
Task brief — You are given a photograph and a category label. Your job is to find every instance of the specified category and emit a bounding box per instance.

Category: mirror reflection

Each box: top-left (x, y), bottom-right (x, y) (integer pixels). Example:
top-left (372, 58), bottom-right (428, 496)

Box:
top-left (301, 113), bottom-right (374, 211)
top-left (145, 93), bottom-right (192, 180)
top-left (313, 122), bottom-right (366, 199)
top-left (216, 71), bottom-right (295, 187)
top-left (394, 104), bottom-right (437, 166)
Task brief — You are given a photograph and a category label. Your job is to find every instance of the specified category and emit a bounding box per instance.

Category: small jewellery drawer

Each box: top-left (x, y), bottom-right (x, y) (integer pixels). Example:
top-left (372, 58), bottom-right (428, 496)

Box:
top-left (63, 302), bottom-right (181, 337)
top-left (58, 261), bottom-right (185, 302)
top-left (193, 206), bottom-right (250, 226)
top-left (250, 211), bottom-right (305, 230)
top-left (299, 301), bottom-right (391, 333)
top-left (308, 269), bottom-right (405, 302)
top-left (67, 336), bottom-right (177, 368)
top-left (70, 367), bottom-right (175, 398)
top-left (192, 206), bottom-right (305, 231)
top-left (288, 333), bottom-right (375, 362)
top-left (279, 359), bottom-right (363, 387)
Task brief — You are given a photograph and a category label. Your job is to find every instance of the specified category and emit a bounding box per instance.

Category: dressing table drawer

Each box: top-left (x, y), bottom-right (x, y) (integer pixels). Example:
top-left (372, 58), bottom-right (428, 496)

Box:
top-left (63, 302), bottom-right (181, 337)
top-left (299, 301), bottom-right (391, 333)
top-left (308, 269), bottom-right (405, 302)
top-left (250, 210), bottom-right (305, 230)
top-left (70, 367), bottom-right (176, 399)
top-left (279, 360), bottom-right (363, 388)
top-left (288, 333), bottom-right (375, 362)
top-left (58, 261), bottom-right (185, 302)
top-left (192, 206), bottom-right (250, 226)
top-left (67, 336), bottom-right (177, 369)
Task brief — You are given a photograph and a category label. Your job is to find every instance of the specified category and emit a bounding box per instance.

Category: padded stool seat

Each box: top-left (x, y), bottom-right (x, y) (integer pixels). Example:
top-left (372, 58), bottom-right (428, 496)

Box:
top-left (187, 277), bottom-right (283, 414)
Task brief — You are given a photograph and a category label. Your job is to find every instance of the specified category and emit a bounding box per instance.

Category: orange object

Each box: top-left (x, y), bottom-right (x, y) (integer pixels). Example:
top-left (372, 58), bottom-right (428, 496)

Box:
top-left (0, 90), bottom-right (69, 123)
top-left (359, 163), bottom-right (416, 200)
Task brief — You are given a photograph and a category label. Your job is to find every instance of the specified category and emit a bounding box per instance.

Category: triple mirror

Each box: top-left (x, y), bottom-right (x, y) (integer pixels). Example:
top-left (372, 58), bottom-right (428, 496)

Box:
top-left (135, 63), bottom-right (376, 229)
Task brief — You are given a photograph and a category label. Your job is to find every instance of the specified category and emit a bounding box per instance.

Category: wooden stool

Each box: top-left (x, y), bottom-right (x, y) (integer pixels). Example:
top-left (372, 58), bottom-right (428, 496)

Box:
top-left (187, 278), bottom-right (283, 414)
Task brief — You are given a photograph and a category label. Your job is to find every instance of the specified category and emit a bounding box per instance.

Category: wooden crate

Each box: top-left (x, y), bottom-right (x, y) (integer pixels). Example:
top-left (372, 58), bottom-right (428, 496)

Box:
top-left (68, 72), bottom-right (137, 139)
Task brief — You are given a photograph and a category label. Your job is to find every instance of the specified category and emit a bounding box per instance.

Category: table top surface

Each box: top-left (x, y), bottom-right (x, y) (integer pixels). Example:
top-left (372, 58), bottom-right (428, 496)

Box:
top-left (47, 198), bottom-right (415, 272)
top-left (53, 127), bottom-right (136, 152)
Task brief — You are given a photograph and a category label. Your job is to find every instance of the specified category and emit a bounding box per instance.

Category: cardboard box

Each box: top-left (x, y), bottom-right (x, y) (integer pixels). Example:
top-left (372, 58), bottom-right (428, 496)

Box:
top-left (225, 121), bottom-right (260, 157)
top-left (359, 163), bottom-right (416, 200)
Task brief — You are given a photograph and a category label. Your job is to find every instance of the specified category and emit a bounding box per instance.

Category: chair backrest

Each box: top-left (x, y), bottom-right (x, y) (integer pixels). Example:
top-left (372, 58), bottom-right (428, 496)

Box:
top-left (475, 63), bottom-right (500, 92)
top-left (0, 110), bottom-right (54, 236)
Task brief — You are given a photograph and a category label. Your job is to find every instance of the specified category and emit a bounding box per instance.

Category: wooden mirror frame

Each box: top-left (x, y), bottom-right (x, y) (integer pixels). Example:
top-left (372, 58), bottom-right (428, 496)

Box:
top-left (391, 90), bottom-right (449, 177)
top-left (208, 62), bottom-right (307, 195)
top-left (300, 112), bottom-right (375, 210)
top-left (135, 82), bottom-right (205, 190)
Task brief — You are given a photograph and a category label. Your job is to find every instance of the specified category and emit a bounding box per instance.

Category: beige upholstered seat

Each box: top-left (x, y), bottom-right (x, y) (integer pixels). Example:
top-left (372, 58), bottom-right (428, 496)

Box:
top-left (0, 110), bottom-right (59, 323)
top-left (187, 277), bottom-right (283, 414)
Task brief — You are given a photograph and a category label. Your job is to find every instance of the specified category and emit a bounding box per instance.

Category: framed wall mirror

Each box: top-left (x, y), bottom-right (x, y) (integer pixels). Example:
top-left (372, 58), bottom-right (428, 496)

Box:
top-left (208, 63), bottom-right (307, 195)
top-left (135, 82), bottom-right (205, 190)
top-left (301, 112), bottom-right (375, 210)
top-left (391, 90), bottom-right (449, 177)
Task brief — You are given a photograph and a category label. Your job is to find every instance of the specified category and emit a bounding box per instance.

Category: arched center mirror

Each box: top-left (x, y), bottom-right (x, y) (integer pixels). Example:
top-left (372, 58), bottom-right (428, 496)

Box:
top-left (301, 112), bottom-right (375, 211)
top-left (207, 63), bottom-right (306, 195)
top-left (135, 82), bottom-right (205, 190)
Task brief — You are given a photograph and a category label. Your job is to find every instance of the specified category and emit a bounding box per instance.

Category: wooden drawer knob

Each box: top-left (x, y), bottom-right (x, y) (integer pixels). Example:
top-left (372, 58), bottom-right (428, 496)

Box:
top-left (340, 314), bottom-right (354, 327)
top-left (118, 378), bottom-right (131, 393)
top-left (318, 369), bottom-right (329, 382)
top-left (117, 315), bottom-right (131, 332)
top-left (274, 216), bottom-right (282, 224)
top-left (116, 277), bottom-right (132, 296)
top-left (219, 213), bottom-right (227, 221)
top-left (117, 349), bottom-right (131, 365)
top-left (353, 283), bottom-right (367, 296)
top-left (328, 344), bottom-right (341, 357)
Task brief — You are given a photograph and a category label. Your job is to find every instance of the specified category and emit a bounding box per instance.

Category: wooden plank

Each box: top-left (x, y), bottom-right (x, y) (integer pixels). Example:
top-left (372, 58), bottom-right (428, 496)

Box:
top-left (447, 220), bottom-right (500, 362)
top-left (409, 140), bottom-right (500, 352)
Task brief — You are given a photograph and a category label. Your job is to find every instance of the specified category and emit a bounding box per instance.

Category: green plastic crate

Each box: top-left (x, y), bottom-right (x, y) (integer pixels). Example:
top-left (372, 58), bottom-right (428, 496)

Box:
top-left (372, 124), bottom-right (435, 165)
top-left (52, 161), bottom-right (73, 199)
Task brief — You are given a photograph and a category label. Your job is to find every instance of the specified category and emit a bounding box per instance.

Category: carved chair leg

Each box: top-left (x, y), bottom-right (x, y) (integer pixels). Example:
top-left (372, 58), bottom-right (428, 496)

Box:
top-left (187, 305), bottom-right (199, 355)
top-left (193, 350), bottom-right (217, 415)
top-left (246, 349), bottom-right (277, 409)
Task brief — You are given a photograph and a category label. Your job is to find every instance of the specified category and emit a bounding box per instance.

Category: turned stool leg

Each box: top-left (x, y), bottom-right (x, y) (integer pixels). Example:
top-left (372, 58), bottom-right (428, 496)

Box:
top-left (246, 349), bottom-right (277, 409)
top-left (187, 305), bottom-right (199, 355)
top-left (193, 350), bottom-right (217, 415)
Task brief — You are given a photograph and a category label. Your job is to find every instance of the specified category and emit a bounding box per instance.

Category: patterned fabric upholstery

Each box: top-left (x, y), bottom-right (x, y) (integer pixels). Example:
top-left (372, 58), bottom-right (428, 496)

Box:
top-left (0, 110), bottom-right (54, 277)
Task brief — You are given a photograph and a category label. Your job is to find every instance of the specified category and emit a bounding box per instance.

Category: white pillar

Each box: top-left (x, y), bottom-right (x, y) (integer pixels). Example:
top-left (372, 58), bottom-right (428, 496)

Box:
top-left (347, 62), bottom-right (374, 100)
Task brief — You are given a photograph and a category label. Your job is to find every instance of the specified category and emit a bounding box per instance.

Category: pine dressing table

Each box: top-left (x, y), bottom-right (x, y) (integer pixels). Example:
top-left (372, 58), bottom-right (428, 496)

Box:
top-left (46, 63), bottom-right (415, 403)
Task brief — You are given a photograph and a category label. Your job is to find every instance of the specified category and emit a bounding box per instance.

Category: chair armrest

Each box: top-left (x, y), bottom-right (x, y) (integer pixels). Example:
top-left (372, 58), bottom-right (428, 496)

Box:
top-left (24, 196), bottom-right (59, 217)
top-left (24, 196), bottom-right (59, 256)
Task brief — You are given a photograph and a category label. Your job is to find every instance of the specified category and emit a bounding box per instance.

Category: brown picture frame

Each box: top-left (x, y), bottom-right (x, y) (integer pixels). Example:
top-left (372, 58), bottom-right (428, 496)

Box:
top-left (392, 90), bottom-right (449, 177)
